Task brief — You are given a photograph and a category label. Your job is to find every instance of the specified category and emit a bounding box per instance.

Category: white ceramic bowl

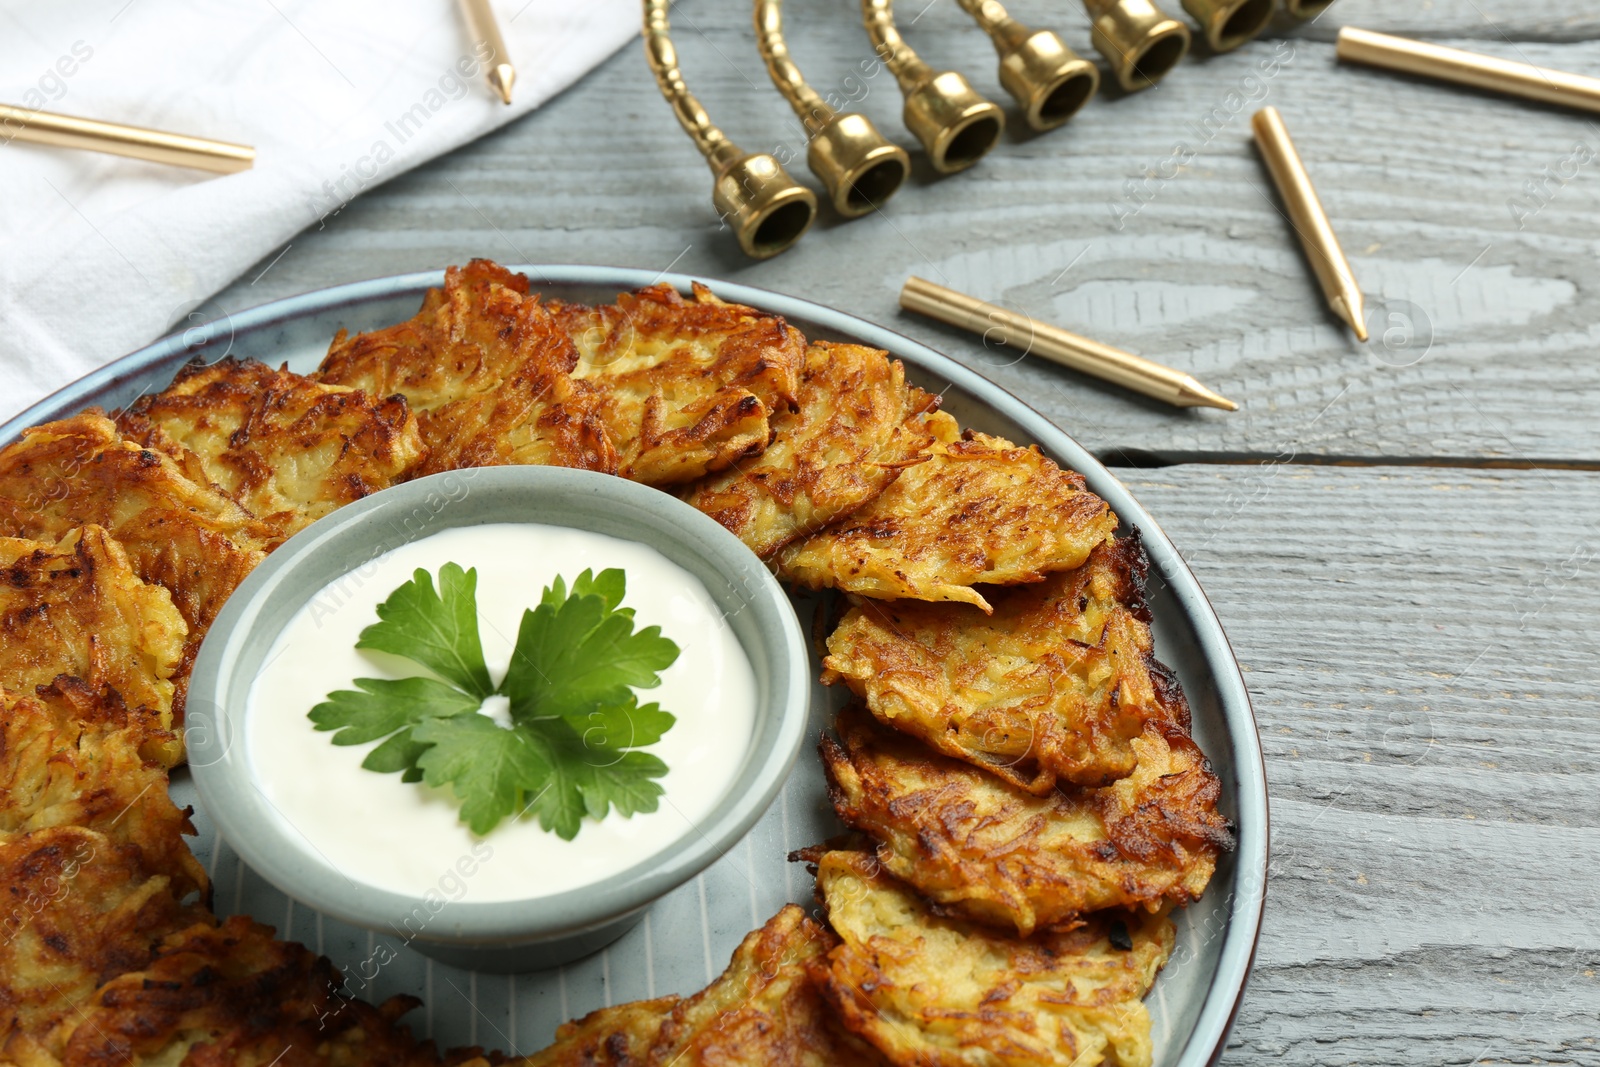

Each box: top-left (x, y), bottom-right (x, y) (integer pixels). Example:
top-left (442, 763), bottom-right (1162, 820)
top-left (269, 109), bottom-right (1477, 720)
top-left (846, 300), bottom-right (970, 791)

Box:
top-left (185, 466), bottom-right (810, 972)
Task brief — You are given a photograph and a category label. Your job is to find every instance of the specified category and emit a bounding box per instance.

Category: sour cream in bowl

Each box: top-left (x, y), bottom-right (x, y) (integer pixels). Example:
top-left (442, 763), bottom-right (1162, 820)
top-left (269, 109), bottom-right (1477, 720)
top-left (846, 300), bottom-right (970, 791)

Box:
top-left (187, 467), bottom-right (808, 972)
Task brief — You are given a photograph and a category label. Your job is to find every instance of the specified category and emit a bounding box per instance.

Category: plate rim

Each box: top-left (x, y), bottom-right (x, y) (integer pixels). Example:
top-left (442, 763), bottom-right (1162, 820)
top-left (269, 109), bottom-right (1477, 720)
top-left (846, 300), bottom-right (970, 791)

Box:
top-left (0, 264), bottom-right (1268, 1067)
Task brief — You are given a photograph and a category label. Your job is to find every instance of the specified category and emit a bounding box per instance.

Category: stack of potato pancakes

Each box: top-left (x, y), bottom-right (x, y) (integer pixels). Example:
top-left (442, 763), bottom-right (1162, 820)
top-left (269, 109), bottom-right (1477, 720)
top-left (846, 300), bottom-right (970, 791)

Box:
top-left (0, 261), bottom-right (1231, 1067)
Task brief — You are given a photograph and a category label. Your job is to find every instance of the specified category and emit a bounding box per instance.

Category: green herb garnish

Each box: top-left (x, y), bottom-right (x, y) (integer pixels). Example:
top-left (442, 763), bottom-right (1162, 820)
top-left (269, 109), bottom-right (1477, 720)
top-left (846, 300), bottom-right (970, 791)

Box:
top-left (309, 564), bottom-right (680, 839)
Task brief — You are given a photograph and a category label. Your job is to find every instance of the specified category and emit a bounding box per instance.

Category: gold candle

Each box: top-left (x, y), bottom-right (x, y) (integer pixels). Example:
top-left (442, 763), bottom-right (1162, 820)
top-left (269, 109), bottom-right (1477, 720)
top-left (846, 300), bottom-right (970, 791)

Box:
top-left (0, 105), bottom-right (253, 174)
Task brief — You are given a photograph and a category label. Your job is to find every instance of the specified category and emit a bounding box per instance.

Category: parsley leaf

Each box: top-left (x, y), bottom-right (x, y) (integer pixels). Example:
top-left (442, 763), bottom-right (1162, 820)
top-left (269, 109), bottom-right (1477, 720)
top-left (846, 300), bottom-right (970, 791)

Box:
top-left (309, 676), bottom-right (484, 783)
top-left (516, 718), bottom-right (591, 840)
top-left (356, 563), bottom-right (494, 699)
top-left (584, 751), bottom-right (670, 819)
top-left (412, 714), bottom-right (550, 836)
top-left (501, 568), bottom-right (679, 721)
top-left (364, 730), bottom-right (430, 783)
top-left (570, 567), bottom-right (627, 613)
top-left (515, 710), bottom-right (670, 839)
top-left (309, 677), bottom-right (484, 745)
top-left (310, 564), bottom-right (679, 838)
top-left (572, 699), bottom-right (676, 752)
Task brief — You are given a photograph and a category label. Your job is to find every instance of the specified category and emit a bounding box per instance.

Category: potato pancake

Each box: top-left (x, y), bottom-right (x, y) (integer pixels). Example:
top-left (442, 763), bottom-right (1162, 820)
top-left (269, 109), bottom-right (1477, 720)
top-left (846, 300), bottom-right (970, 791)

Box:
top-left (647, 904), bottom-right (886, 1067)
top-left (409, 371), bottom-right (617, 477)
top-left (812, 850), bottom-right (1174, 1067)
top-left (520, 997), bottom-right (681, 1066)
top-left (0, 527), bottom-right (187, 762)
top-left (548, 282), bottom-right (804, 486)
top-left (118, 357), bottom-right (426, 539)
top-left (520, 904), bottom-right (883, 1067)
top-left (318, 260), bottom-right (614, 477)
top-left (318, 259), bottom-right (572, 411)
top-left (820, 706), bottom-right (1233, 936)
top-left (776, 412), bottom-right (1116, 610)
top-left (0, 826), bottom-right (207, 1051)
top-left (24, 915), bottom-right (459, 1067)
top-left (0, 413), bottom-right (270, 715)
top-left (682, 342), bottom-right (934, 558)
top-left (0, 679), bottom-right (204, 895)
top-left (821, 535), bottom-right (1163, 790)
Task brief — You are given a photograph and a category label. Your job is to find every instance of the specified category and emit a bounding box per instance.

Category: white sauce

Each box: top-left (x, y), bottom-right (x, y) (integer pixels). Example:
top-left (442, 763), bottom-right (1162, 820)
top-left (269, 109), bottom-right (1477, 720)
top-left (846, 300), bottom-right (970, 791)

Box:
top-left (246, 523), bottom-right (756, 903)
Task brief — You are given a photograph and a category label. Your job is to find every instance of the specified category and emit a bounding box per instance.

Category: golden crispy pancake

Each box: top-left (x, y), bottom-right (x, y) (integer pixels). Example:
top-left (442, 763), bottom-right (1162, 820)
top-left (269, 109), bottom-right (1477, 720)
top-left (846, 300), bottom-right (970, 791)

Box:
top-left (682, 342), bottom-right (934, 558)
top-left (318, 259), bottom-right (615, 477)
top-left (520, 905), bottom-right (884, 1067)
top-left (821, 706), bottom-right (1233, 936)
top-left (821, 535), bottom-right (1163, 790)
top-left (23, 916), bottom-right (458, 1067)
top-left (323, 267), bottom-right (808, 486)
top-left (519, 997), bottom-right (681, 1066)
top-left (812, 850), bottom-right (1174, 1067)
top-left (0, 679), bottom-right (203, 893)
top-left (776, 412), bottom-right (1116, 610)
top-left (0, 413), bottom-right (271, 718)
top-left (318, 259), bottom-right (570, 411)
top-left (0, 827), bottom-right (207, 1050)
top-left (118, 357), bottom-right (426, 539)
top-left (410, 370), bottom-right (617, 477)
top-left (0, 527), bottom-right (187, 763)
top-left (647, 904), bottom-right (885, 1067)
top-left (548, 282), bottom-right (804, 486)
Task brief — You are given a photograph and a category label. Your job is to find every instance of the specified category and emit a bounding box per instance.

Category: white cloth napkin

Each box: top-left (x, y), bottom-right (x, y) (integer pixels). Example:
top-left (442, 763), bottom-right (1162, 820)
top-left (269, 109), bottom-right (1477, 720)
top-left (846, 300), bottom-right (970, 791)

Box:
top-left (0, 0), bottom-right (637, 423)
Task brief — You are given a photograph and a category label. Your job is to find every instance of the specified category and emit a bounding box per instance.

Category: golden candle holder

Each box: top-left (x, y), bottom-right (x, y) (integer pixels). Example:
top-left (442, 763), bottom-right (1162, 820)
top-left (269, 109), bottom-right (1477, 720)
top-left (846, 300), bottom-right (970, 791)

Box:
top-left (1082, 0), bottom-right (1191, 92)
top-left (955, 0), bottom-right (1100, 132)
top-left (754, 0), bottom-right (910, 217)
top-left (643, 0), bottom-right (816, 258)
top-left (860, 0), bottom-right (1005, 174)
top-left (1179, 0), bottom-right (1273, 54)
top-left (1284, 0), bottom-right (1336, 19)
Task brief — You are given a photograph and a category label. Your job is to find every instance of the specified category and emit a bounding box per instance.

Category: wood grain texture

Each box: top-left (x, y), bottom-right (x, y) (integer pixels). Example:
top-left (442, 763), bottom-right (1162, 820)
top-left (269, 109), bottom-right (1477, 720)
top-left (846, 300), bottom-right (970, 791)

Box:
top-left (211, 0), bottom-right (1600, 464)
top-left (1125, 464), bottom-right (1600, 1063)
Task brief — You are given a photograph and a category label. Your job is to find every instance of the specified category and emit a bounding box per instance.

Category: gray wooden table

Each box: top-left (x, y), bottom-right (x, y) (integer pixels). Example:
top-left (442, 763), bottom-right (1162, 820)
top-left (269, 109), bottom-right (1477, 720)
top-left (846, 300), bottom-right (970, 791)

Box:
top-left (211, 0), bottom-right (1600, 1061)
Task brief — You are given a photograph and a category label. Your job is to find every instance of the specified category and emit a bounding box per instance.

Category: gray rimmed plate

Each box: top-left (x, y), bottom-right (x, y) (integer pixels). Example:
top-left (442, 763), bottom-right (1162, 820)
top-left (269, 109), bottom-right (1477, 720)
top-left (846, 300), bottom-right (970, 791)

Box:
top-left (0, 266), bottom-right (1267, 1065)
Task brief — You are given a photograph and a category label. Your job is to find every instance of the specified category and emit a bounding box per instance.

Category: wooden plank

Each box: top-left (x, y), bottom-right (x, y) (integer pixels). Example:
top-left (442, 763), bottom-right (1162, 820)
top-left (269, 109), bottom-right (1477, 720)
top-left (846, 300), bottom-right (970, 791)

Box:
top-left (1314, 0), bottom-right (1600, 39)
top-left (1123, 464), bottom-right (1600, 1063)
top-left (211, 0), bottom-right (1600, 464)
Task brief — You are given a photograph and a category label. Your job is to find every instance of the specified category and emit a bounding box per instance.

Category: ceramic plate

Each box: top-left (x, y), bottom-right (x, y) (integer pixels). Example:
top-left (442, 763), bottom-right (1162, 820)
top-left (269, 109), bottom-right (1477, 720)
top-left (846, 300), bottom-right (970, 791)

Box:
top-left (0, 266), bottom-right (1267, 1066)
